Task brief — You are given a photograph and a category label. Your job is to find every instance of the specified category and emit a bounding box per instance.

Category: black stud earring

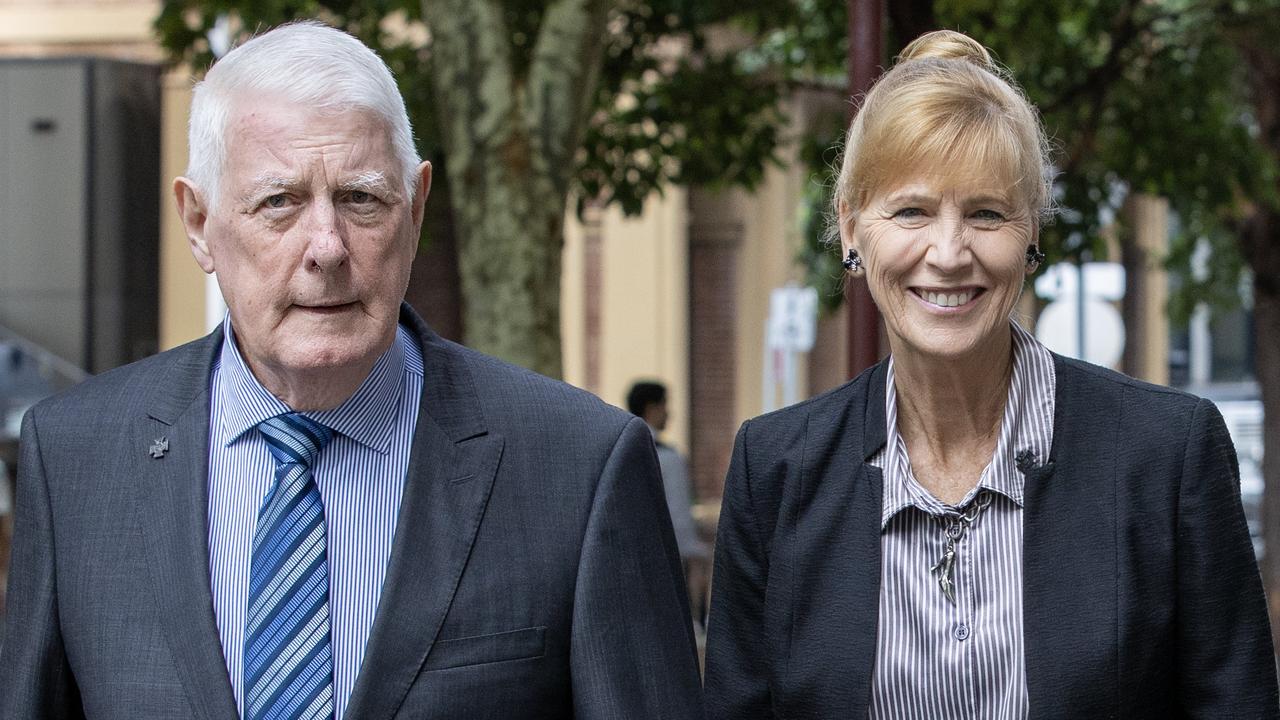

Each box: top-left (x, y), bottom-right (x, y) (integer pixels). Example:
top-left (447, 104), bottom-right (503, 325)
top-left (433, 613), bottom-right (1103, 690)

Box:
top-left (1025, 245), bottom-right (1045, 270)
top-left (842, 248), bottom-right (863, 272)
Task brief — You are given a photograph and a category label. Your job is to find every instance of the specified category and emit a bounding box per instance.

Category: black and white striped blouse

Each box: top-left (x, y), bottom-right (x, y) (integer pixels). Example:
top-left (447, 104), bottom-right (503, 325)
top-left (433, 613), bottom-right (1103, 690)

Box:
top-left (868, 322), bottom-right (1056, 719)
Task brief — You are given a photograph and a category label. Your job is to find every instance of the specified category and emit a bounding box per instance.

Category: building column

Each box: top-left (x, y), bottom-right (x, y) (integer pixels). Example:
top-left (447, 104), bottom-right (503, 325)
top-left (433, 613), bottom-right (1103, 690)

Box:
top-left (580, 201), bottom-right (604, 394)
top-left (688, 189), bottom-right (743, 501)
top-left (1121, 193), bottom-right (1170, 384)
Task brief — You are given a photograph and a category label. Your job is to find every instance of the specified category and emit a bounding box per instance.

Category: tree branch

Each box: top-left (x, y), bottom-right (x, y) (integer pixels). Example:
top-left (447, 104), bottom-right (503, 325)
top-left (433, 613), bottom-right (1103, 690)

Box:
top-left (1039, 0), bottom-right (1158, 117)
top-left (421, 0), bottom-right (515, 170)
top-left (526, 0), bottom-right (615, 195)
top-left (1054, 2), bottom-right (1173, 176)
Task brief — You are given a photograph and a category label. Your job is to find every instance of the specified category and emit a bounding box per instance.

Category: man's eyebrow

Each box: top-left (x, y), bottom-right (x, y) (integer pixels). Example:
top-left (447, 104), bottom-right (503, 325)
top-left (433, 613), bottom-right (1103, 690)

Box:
top-left (239, 174), bottom-right (300, 202)
top-left (235, 171), bottom-right (402, 207)
top-left (341, 171), bottom-right (399, 197)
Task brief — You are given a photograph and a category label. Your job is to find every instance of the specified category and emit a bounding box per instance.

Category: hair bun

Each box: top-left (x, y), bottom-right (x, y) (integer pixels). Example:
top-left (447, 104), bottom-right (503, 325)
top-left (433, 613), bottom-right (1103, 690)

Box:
top-left (898, 30), bottom-right (996, 72)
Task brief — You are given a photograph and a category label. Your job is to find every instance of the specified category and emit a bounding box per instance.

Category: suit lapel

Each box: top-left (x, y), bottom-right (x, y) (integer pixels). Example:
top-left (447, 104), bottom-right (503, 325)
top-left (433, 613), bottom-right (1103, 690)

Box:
top-left (1022, 357), bottom-right (1119, 718)
top-left (344, 307), bottom-right (503, 720)
top-left (783, 363), bottom-right (887, 716)
top-left (134, 331), bottom-right (239, 720)
top-left (795, 462), bottom-right (884, 716)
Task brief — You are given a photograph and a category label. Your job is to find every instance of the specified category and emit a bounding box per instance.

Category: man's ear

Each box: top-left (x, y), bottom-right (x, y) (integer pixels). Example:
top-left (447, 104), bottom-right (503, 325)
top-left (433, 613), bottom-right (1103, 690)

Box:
top-left (410, 160), bottom-right (433, 229)
top-left (174, 177), bottom-right (215, 274)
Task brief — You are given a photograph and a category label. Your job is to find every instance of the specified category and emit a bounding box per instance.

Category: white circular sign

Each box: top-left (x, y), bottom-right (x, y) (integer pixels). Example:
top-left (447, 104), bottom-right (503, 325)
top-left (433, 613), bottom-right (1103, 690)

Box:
top-left (1035, 299), bottom-right (1125, 368)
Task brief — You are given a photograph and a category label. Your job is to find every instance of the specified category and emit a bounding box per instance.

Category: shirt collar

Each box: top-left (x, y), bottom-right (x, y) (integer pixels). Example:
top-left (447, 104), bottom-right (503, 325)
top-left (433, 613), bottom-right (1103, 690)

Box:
top-left (215, 317), bottom-right (413, 454)
top-left (878, 320), bottom-right (1056, 528)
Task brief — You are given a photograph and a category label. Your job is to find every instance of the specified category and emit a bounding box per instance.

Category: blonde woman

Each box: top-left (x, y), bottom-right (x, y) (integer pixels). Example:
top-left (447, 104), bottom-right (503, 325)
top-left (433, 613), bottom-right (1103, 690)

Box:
top-left (704, 30), bottom-right (1277, 719)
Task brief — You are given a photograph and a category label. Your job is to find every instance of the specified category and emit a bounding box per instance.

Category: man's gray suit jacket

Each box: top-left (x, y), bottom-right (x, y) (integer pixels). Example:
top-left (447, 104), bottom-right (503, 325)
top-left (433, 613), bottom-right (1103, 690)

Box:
top-left (0, 305), bottom-right (704, 719)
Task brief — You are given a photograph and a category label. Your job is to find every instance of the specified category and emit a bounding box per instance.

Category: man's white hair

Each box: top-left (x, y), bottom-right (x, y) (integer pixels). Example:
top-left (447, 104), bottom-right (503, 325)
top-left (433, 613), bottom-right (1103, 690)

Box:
top-left (186, 20), bottom-right (420, 207)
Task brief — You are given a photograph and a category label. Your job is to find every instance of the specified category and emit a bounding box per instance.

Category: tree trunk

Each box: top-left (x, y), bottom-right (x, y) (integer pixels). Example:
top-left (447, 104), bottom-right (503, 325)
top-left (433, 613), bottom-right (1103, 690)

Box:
top-left (1260, 288), bottom-right (1280, 652)
top-left (1245, 208), bottom-right (1280, 652)
top-left (1120, 193), bottom-right (1170, 384)
top-left (1119, 196), bottom-right (1147, 380)
top-left (405, 157), bottom-right (464, 342)
top-left (887, 0), bottom-right (937, 51)
top-left (445, 136), bottom-right (568, 377)
top-left (422, 0), bottom-right (611, 378)
top-left (1230, 27), bottom-right (1280, 648)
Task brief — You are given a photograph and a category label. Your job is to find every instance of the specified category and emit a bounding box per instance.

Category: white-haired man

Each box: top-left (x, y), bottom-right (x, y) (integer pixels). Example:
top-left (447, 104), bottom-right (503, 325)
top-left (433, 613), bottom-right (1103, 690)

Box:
top-left (0, 22), bottom-right (703, 720)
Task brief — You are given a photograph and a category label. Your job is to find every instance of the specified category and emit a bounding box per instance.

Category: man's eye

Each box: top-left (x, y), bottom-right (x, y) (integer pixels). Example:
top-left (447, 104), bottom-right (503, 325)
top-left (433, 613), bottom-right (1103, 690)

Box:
top-left (892, 207), bottom-right (924, 219)
top-left (349, 190), bottom-right (374, 204)
top-left (264, 194), bottom-right (288, 209)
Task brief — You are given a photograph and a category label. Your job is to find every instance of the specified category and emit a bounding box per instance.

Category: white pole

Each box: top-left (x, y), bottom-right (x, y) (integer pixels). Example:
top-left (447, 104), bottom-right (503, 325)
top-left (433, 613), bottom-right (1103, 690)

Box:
top-left (781, 349), bottom-right (797, 408)
top-left (1189, 304), bottom-right (1212, 386)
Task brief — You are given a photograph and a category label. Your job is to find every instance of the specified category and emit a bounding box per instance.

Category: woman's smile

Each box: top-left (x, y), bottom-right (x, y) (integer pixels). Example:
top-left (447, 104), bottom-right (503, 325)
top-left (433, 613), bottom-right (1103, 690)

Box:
top-left (910, 286), bottom-right (985, 311)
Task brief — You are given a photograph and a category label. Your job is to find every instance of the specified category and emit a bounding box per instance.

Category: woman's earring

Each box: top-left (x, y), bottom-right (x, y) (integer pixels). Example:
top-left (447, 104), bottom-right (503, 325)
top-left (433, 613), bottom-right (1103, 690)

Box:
top-left (842, 248), bottom-right (863, 273)
top-left (1025, 245), bottom-right (1045, 271)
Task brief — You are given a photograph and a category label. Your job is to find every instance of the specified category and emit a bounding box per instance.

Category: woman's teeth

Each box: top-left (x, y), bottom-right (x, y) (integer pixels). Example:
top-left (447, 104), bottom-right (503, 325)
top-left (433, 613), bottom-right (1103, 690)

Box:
top-left (924, 290), bottom-right (972, 307)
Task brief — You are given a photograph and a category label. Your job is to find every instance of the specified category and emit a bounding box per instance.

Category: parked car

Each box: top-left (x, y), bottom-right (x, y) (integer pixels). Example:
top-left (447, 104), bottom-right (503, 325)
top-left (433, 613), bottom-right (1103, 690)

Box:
top-left (0, 326), bottom-right (88, 468)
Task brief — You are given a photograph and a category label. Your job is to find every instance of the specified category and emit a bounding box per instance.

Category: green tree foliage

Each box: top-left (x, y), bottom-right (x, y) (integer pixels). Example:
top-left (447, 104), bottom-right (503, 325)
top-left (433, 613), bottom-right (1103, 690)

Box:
top-left (785, 0), bottom-right (1276, 316)
top-left (575, 1), bottom-right (796, 215)
top-left (155, 0), bottom-right (806, 376)
top-left (950, 0), bottom-right (1274, 321)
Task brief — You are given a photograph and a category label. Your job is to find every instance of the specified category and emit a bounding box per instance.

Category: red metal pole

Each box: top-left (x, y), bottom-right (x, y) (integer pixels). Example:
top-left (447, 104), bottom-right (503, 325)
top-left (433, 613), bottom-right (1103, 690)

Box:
top-left (845, 0), bottom-right (885, 377)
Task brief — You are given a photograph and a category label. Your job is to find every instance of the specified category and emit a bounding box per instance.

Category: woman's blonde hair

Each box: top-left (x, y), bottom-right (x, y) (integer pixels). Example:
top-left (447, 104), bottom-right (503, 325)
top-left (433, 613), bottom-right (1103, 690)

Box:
top-left (832, 30), bottom-right (1053, 229)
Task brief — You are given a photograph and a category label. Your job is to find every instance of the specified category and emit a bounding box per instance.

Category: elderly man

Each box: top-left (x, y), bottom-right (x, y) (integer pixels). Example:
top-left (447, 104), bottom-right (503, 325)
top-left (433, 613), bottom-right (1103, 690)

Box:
top-left (0, 22), bottom-right (702, 720)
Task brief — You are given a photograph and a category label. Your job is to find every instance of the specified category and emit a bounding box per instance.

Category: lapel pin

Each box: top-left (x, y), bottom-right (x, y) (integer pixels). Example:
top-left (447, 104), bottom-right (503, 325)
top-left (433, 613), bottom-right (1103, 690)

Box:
top-left (149, 437), bottom-right (170, 459)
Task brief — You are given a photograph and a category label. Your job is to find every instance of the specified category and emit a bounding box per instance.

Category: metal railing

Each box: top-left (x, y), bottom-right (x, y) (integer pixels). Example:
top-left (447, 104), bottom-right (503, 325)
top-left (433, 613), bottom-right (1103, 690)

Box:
top-left (0, 323), bottom-right (89, 459)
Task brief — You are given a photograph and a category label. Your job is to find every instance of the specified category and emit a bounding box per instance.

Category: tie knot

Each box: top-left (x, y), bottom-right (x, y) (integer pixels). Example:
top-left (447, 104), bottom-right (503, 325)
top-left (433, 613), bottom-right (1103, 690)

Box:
top-left (257, 412), bottom-right (333, 469)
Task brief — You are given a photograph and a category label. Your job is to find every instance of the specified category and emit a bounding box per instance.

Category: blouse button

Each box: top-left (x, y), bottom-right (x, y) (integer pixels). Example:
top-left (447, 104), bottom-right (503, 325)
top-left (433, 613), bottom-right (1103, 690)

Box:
top-left (954, 622), bottom-right (970, 641)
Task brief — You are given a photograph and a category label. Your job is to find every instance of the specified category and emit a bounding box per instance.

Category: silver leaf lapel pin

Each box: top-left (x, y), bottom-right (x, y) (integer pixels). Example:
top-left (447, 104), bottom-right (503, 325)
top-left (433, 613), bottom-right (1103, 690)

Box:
top-left (149, 437), bottom-right (169, 459)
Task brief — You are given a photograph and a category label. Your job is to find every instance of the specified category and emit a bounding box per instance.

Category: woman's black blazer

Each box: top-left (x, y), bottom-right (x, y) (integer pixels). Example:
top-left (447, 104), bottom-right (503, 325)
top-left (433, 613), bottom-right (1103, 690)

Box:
top-left (704, 354), bottom-right (1278, 719)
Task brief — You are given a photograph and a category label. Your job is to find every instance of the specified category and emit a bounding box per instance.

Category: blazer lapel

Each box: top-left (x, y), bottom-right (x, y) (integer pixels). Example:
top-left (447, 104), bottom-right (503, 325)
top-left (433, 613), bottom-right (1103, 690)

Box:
top-left (134, 331), bottom-right (239, 720)
top-left (783, 362), bottom-right (887, 716)
top-left (800, 462), bottom-right (885, 716)
top-left (1022, 357), bottom-right (1119, 718)
top-left (344, 307), bottom-right (504, 720)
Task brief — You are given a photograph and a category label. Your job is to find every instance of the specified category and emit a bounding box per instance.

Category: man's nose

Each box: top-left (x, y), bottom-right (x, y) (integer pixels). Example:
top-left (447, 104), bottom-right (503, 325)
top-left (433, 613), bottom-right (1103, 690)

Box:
top-left (301, 199), bottom-right (349, 271)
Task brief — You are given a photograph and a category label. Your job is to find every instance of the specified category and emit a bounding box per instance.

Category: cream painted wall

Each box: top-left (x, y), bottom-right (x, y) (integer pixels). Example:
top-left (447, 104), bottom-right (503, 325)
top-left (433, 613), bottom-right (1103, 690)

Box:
top-left (561, 204), bottom-right (588, 385)
top-left (732, 112), bottom-right (811, 426)
top-left (0, 0), bottom-right (162, 60)
top-left (561, 191), bottom-right (692, 454)
top-left (159, 70), bottom-right (210, 349)
top-left (562, 97), bottom-right (825, 450)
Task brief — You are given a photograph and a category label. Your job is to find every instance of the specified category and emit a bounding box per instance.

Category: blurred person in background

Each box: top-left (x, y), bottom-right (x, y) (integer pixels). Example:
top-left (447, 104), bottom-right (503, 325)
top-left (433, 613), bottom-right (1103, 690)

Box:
top-left (704, 29), bottom-right (1277, 719)
top-left (628, 381), bottom-right (711, 627)
top-left (0, 21), bottom-right (702, 720)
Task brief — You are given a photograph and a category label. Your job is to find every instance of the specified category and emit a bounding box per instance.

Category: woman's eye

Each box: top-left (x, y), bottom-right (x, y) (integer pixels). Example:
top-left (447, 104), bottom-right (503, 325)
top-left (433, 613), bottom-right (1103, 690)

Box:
top-left (893, 207), bottom-right (924, 219)
top-left (264, 194), bottom-right (288, 209)
top-left (973, 209), bottom-right (1006, 223)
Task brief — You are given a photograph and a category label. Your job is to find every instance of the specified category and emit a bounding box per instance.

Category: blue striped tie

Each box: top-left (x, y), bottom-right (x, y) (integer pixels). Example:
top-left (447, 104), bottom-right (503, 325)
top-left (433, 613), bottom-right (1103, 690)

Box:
top-left (245, 413), bottom-right (335, 720)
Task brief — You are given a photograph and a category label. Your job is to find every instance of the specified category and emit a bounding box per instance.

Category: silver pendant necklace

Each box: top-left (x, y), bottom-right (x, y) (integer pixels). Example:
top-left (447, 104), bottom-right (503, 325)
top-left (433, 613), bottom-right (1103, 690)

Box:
top-left (929, 491), bottom-right (993, 605)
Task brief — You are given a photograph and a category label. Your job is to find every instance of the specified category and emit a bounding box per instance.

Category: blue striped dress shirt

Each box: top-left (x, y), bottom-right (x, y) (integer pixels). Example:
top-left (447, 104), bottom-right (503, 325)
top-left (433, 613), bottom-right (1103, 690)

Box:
top-left (868, 321), bottom-right (1056, 719)
top-left (207, 319), bottom-right (423, 720)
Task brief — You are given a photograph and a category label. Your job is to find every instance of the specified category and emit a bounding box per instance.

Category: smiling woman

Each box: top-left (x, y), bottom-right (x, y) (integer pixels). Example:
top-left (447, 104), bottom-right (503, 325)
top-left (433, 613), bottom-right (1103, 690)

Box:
top-left (704, 29), bottom-right (1279, 720)
top-left (850, 176), bottom-right (1034, 372)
